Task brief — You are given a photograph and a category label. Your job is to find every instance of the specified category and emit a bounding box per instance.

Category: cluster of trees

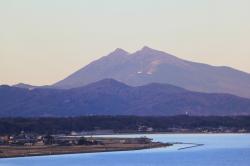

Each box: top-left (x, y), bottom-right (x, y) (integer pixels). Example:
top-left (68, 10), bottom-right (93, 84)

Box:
top-left (0, 116), bottom-right (250, 135)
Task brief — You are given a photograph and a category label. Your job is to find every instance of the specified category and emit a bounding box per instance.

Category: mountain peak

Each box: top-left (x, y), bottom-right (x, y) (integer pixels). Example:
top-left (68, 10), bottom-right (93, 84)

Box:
top-left (14, 83), bottom-right (30, 86)
top-left (75, 78), bottom-right (131, 92)
top-left (109, 48), bottom-right (129, 56)
top-left (90, 78), bottom-right (130, 88)
top-left (137, 46), bottom-right (166, 55)
top-left (141, 46), bottom-right (153, 51)
top-left (13, 83), bottom-right (37, 90)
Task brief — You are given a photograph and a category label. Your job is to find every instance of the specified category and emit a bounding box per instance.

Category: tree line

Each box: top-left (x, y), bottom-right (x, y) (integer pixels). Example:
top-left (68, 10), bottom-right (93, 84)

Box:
top-left (0, 116), bottom-right (250, 135)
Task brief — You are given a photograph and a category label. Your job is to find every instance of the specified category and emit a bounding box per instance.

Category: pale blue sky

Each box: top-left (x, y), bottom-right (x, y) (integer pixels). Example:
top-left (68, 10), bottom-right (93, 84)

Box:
top-left (1, 0), bottom-right (250, 85)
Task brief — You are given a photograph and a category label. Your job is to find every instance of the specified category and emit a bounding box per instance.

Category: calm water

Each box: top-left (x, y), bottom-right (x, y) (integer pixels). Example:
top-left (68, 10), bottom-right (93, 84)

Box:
top-left (1, 134), bottom-right (250, 166)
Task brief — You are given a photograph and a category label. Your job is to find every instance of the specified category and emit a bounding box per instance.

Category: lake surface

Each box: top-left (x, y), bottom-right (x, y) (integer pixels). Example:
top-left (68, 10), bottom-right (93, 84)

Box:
top-left (1, 134), bottom-right (250, 166)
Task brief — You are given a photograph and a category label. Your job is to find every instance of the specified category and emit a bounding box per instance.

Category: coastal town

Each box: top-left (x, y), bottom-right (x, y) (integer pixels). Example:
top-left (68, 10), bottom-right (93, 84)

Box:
top-left (0, 130), bottom-right (153, 146)
top-left (0, 124), bottom-right (248, 147)
top-left (0, 131), bottom-right (170, 158)
top-left (0, 117), bottom-right (249, 159)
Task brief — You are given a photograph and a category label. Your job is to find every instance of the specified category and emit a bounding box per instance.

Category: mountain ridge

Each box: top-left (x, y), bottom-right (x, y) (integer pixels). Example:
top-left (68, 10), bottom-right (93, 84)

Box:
top-left (1, 79), bottom-right (250, 117)
top-left (53, 47), bottom-right (250, 98)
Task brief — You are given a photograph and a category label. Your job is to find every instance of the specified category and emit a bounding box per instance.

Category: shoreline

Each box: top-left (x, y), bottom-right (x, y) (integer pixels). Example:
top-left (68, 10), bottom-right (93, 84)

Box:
top-left (114, 132), bottom-right (250, 134)
top-left (0, 141), bottom-right (170, 159)
top-left (91, 132), bottom-right (249, 137)
top-left (1, 133), bottom-right (247, 159)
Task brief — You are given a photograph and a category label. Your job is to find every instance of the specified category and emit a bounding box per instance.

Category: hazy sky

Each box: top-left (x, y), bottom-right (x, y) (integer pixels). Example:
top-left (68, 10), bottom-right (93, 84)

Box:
top-left (1, 0), bottom-right (250, 85)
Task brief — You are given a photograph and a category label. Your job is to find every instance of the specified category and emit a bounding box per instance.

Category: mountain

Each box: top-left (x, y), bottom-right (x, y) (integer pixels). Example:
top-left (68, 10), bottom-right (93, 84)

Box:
top-left (1, 79), bottom-right (250, 117)
top-left (13, 83), bottom-right (54, 90)
top-left (53, 46), bottom-right (250, 98)
top-left (13, 83), bottom-right (38, 90)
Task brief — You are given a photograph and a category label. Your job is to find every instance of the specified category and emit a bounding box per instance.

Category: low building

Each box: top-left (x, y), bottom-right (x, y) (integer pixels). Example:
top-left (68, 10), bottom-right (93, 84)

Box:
top-left (138, 126), bottom-right (154, 132)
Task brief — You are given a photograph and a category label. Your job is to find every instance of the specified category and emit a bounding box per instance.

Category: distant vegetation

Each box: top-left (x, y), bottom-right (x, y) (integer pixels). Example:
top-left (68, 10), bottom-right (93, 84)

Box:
top-left (0, 116), bottom-right (250, 135)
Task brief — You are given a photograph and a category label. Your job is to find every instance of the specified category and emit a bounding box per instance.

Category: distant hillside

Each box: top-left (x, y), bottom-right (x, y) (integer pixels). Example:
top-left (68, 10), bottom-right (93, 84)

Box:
top-left (13, 83), bottom-right (52, 90)
top-left (13, 83), bottom-right (36, 89)
top-left (53, 47), bottom-right (250, 98)
top-left (1, 79), bottom-right (250, 117)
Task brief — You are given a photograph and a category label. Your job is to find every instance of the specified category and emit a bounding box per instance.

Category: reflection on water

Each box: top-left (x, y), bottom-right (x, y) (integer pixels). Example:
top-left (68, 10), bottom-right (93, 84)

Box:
top-left (1, 134), bottom-right (250, 166)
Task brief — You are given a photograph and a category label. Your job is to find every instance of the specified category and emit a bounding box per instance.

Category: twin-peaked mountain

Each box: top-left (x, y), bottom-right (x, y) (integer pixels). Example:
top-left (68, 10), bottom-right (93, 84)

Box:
top-left (1, 79), bottom-right (250, 117)
top-left (3, 47), bottom-right (250, 117)
top-left (54, 47), bottom-right (250, 99)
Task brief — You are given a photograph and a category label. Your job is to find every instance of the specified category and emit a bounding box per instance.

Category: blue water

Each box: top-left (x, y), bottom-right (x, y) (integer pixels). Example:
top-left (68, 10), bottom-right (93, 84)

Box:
top-left (1, 134), bottom-right (250, 166)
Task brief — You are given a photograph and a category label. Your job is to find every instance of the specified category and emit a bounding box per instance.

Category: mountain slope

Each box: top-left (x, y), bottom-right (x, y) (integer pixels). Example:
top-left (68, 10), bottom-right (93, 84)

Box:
top-left (1, 79), bottom-right (250, 117)
top-left (53, 47), bottom-right (250, 98)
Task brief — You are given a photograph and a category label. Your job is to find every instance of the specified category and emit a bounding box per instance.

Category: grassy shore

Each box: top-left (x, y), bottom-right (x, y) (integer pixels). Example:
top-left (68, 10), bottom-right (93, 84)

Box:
top-left (0, 140), bottom-right (170, 158)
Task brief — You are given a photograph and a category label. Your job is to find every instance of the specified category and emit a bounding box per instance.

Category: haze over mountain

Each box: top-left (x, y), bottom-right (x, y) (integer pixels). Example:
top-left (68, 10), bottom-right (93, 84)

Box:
top-left (1, 79), bottom-right (250, 117)
top-left (53, 47), bottom-right (250, 99)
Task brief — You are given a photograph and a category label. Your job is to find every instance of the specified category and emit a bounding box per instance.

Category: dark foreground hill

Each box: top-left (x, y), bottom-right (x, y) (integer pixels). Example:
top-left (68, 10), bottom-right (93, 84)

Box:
top-left (1, 79), bottom-right (250, 117)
